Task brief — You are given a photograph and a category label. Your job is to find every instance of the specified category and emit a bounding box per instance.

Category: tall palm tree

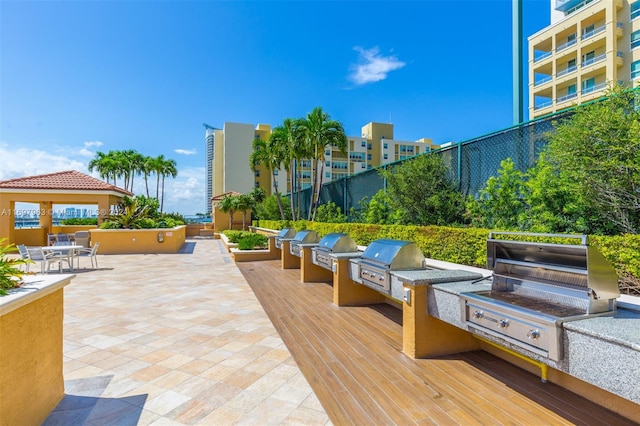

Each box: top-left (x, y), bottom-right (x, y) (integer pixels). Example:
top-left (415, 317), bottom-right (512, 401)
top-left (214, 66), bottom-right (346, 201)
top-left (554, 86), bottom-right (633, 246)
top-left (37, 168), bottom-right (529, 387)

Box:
top-left (234, 193), bottom-right (253, 231)
top-left (88, 151), bottom-right (118, 185)
top-left (141, 155), bottom-right (154, 197)
top-left (218, 194), bottom-right (236, 230)
top-left (159, 158), bottom-right (178, 212)
top-left (148, 155), bottom-right (166, 200)
top-left (275, 118), bottom-right (307, 220)
top-left (297, 107), bottom-right (347, 220)
top-left (251, 131), bottom-right (286, 219)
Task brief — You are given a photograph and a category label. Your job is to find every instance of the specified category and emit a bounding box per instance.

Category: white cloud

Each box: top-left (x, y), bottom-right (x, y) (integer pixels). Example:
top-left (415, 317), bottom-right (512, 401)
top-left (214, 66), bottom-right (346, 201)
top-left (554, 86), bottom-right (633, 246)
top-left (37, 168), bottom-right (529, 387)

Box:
top-left (348, 46), bottom-right (406, 86)
top-left (84, 141), bottom-right (103, 148)
top-left (0, 144), bottom-right (88, 180)
top-left (174, 148), bottom-right (197, 155)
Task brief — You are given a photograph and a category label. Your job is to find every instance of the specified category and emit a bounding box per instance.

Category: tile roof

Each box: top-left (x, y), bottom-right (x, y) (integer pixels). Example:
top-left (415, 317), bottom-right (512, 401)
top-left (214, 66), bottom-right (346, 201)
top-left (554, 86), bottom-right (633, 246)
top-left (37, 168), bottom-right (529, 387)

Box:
top-left (0, 170), bottom-right (133, 195)
top-left (211, 191), bottom-right (242, 201)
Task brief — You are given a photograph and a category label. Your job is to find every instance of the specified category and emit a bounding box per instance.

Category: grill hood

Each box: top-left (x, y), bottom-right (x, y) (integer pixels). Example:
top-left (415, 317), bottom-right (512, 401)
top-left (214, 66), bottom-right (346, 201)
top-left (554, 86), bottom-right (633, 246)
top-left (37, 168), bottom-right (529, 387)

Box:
top-left (317, 233), bottom-right (358, 253)
top-left (277, 228), bottom-right (297, 239)
top-left (292, 230), bottom-right (320, 244)
top-left (360, 239), bottom-right (425, 270)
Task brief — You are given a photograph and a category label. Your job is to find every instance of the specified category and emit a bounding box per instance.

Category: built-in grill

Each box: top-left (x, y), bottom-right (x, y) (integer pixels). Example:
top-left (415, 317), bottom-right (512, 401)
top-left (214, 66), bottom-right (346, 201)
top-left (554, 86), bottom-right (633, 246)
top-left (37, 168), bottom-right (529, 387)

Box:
top-left (349, 239), bottom-right (426, 296)
top-left (461, 232), bottom-right (620, 361)
top-left (289, 230), bottom-right (321, 258)
top-left (311, 233), bottom-right (359, 271)
top-left (274, 228), bottom-right (296, 249)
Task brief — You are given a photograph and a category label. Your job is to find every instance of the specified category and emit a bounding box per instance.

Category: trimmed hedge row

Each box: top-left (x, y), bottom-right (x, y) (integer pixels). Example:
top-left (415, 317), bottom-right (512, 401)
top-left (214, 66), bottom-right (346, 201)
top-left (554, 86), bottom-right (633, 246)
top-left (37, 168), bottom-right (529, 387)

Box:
top-left (256, 220), bottom-right (640, 295)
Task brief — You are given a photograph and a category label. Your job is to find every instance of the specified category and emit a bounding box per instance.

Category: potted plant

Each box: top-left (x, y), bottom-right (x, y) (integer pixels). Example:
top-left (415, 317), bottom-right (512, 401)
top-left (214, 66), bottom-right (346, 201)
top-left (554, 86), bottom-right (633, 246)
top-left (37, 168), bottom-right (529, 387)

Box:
top-left (0, 238), bottom-right (31, 296)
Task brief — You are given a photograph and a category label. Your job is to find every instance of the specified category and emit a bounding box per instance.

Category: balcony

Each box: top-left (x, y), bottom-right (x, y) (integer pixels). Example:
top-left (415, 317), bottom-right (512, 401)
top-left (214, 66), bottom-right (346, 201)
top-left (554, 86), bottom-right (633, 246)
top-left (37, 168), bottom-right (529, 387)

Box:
top-left (581, 53), bottom-right (606, 67)
top-left (582, 82), bottom-right (607, 95)
top-left (581, 24), bottom-right (606, 41)
top-left (557, 92), bottom-right (578, 103)
top-left (556, 39), bottom-right (577, 53)
top-left (555, 0), bottom-right (584, 12)
top-left (534, 51), bottom-right (553, 63)
top-left (534, 100), bottom-right (553, 110)
top-left (556, 65), bottom-right (578, 78)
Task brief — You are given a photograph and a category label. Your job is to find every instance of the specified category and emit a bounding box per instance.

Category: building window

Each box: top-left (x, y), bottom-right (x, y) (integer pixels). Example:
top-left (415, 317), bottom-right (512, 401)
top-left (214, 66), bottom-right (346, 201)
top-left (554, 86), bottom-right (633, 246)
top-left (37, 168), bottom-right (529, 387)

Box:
top-left (632, 60), bottom-right (640, 79)
top-left (325, 161), bottom-right (330, 166)
top-left (383, 143), bottom-right (388, 149)
top-left (367, 143), bottom-right (372, 150)
top-left (274, 169), bottom-right (278, 176)
top-left (582, 78), bottom-right (595, 91)
top-left (255, 182), bottom-right (260, 188)
top-left (325, 150), bottom-right (331, 156)
top-left (632, 30), bottom-right (640, 50)
top-left (367, 154), bottom-right (372, 161)
top-left (326, 172), bottom-right (330, 178)
top-left (567, 84), bottom-right (577, 95)
top-left (361, 163), bottom-right (366, 169)
top-left (254, 170), bottom-right (260, 177)
top-left (361, 141), bottom-right (366, 147)
top-left (632, 1), bottom-right (640, 20)
top-left (383, 153), bottom-right (388, 160)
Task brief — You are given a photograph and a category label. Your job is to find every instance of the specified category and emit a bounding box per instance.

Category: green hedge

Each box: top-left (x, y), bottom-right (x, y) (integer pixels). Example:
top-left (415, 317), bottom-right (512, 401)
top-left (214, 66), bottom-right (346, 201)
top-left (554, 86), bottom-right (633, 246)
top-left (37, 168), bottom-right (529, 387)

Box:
top-left (256, 220), bottom-right (640, 295)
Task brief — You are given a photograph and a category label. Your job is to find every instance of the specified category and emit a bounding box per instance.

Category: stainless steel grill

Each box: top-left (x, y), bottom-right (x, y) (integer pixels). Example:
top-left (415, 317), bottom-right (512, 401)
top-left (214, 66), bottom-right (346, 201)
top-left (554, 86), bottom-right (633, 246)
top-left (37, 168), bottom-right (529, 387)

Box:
top-left (311, 233), bottom-right (359, 271)
top-left (349, 239), bottom-right (426, 296)
top-left (274, 228), bottom-right (296, 249)
top-left (289, 230), bottom-right (321, 258)
top-left (461, 232), bottom-right (620, 361)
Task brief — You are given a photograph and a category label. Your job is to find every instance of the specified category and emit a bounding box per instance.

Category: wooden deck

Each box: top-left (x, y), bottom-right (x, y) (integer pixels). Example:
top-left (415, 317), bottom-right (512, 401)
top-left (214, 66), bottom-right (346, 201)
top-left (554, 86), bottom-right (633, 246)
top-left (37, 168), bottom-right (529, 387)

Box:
top-left (237, 259), bottom-right (634, 425)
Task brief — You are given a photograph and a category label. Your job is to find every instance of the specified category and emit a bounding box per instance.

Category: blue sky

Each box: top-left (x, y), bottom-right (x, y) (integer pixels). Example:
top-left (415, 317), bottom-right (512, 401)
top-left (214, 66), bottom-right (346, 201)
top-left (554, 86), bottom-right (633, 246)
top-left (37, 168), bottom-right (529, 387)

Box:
top-left (1, 0), bottom-right (549, 215)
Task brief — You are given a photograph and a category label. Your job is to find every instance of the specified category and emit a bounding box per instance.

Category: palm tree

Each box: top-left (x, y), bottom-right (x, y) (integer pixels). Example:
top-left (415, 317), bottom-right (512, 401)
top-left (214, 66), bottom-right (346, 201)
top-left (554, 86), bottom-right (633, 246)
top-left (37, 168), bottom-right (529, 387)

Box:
top-left (159, 158), bottom-right (178, 212)
top-left (297, 107), bottom-right (347, 220)
top-left (218, 194), bottom-right (236, 230)
top-left (251, 132), bottom-right (286, 219)
top-left (88, 151), bottom-right (118, 185)
top-left (234, 193), bottom-right (253, 231)
top-left (273, 118), bottom-right (307, 220)
top-left (141, 156), bottom-right (154, 197)
top-left (150, 155), bottom-right (166, 200)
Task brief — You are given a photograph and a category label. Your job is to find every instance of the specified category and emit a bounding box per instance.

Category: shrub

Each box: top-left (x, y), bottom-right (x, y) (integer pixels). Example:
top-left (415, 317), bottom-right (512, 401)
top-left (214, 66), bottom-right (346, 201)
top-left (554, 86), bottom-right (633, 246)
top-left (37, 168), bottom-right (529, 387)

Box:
top-left (60, 218), bottom-right (98, 225)
top-left (237, 233), bottom-right (268, 250)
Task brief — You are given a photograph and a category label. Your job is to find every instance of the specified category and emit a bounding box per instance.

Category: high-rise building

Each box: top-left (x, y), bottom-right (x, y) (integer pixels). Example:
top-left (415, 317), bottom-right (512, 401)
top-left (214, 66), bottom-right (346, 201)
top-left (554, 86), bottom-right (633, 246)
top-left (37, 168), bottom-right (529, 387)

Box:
top-left (528, 0), bottom-right (640, 119)
top-left (205, 128), bottom-right (215, 214)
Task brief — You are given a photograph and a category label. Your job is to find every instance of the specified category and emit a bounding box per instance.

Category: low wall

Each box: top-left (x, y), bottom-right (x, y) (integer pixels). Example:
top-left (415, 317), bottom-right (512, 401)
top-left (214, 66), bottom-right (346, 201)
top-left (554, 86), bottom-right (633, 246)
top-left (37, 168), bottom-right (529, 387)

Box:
top-left (186, 223), bottom-right (203, 237)
top-left (52, 225), bottom-right (97, 235)
top-left (14, 227), bottom-right (46, 247)
top-left (89, 225), bottom-right (186, 254)
top-left (0, 275), bottom-right (73, 426)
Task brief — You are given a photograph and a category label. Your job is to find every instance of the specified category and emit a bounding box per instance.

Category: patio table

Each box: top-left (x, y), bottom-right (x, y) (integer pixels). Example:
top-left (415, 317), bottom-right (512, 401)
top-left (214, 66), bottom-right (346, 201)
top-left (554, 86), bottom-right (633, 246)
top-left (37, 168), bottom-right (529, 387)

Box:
top-left (41, 245), bottom-right (78, 272)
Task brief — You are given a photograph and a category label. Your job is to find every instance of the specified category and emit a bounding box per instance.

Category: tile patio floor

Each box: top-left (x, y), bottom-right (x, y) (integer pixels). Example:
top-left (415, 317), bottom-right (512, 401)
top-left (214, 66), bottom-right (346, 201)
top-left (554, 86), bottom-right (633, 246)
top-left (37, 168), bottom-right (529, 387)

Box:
top-left (43, 238), bottom-right (330, 425)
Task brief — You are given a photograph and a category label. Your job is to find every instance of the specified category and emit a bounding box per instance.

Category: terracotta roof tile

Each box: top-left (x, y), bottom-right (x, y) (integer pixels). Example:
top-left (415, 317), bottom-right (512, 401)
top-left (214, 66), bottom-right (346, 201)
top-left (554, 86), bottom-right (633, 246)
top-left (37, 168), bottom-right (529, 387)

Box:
top-left (211, 191), bottom-right (242, 201)
top-left (0, 170), bottom-right (133, 195)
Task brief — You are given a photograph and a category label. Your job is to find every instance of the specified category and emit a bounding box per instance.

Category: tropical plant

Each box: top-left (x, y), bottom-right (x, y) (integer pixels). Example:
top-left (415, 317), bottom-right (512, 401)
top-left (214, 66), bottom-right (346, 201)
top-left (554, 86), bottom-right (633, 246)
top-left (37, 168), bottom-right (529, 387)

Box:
top-left (100, 196), bottom-right (151, 229)
top-left (250, 134), bottom-right (286, 219)
top-left (158, 157), bottom-right (178, 212)
top-left (255, 194), bottom-right (292, 220)
top-left (314, 201), bottom-right (347, 223)
top-left (0, 239), bottom-right (31, 296)
top-left (278, 117), bottom-right (307, 220)
top-left (218, 194), bottom-right (236, 230)
top-left (380, 153), bottom-right (468, 226)
top-left (297, 107), bottom-right (347, 221)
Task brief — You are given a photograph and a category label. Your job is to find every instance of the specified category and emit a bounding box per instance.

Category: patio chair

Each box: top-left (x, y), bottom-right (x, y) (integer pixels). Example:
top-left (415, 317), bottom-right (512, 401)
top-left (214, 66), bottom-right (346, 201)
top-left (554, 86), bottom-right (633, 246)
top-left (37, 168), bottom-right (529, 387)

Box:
top-left (74, 231), bottom-right (90, 248)
top-left (57, 233), bottom-right (70, 243)
top-left (26, 247), bottom-right (70, 273)
top-left (76, 242), bottom-right (100, 269)
top-left (17, 244), bottom-right (31, 272)
top-left (47, 233), bottom-right (57, 246)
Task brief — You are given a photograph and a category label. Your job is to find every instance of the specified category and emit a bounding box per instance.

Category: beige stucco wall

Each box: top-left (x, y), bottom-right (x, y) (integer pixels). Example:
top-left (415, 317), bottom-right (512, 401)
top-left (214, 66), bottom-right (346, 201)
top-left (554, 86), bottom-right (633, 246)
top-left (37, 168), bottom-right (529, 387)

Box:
top-left (89, 225), bottom-right (186, 254)
top-left (0, 289), bottom-right (65, 426)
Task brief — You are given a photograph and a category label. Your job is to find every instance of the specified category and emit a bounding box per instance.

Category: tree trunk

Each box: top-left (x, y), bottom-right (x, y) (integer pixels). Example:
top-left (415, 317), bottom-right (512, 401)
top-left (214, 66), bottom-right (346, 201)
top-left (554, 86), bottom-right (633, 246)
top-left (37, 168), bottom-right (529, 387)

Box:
top-left (312, 160), bottom-right (326, 222)
top-left (272, 172), bottom-right (285, 220)
top-left (308, 158), bottom-right (318, 220)
top-left (160, 175), bottom-right (165, 212)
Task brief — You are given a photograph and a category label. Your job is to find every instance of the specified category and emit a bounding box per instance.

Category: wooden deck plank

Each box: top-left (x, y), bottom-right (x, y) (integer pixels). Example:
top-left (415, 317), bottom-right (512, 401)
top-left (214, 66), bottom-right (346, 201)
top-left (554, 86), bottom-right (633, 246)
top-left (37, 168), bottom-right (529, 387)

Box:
top-left (237, 259), bottom-right (635, 425)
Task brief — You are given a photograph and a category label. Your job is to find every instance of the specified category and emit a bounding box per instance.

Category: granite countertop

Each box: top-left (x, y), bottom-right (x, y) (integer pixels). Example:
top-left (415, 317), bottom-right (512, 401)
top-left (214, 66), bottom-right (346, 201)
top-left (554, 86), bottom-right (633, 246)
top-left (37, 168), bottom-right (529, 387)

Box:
top-left (563, 309), bottom-right (640, 351)
top-left (392, 269), bottom-right (484, 286)
top-left (431, 279), bottom-right (493, 294)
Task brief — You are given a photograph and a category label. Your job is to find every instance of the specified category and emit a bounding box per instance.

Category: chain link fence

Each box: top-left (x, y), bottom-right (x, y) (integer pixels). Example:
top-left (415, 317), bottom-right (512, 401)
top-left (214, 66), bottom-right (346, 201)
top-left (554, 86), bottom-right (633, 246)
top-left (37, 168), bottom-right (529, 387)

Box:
top-left (290, 110), bottom-right (572, 219)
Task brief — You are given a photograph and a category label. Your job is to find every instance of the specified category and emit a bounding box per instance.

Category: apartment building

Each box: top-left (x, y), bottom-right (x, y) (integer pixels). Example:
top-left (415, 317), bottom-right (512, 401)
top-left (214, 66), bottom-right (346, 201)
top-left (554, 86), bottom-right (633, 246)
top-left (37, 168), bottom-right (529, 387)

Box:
top-left (205, 121), bottom-right (435, 209)
top-left (529, 0), bottom-right (640, 119)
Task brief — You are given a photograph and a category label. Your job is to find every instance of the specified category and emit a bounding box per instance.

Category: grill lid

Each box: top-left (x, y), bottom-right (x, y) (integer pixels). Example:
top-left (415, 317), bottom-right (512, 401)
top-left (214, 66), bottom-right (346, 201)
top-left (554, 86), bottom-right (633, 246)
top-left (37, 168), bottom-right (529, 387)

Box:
top-left (277, 228), bottom-right (297, 239)
top-left (292, 230), bottom-right (320, 244)
top-left (487, 232), bottom-right (620, 302)
top-left (317, 233), bottom-right (358, 253)
top-left (361, 239), bottom-right (425, 270)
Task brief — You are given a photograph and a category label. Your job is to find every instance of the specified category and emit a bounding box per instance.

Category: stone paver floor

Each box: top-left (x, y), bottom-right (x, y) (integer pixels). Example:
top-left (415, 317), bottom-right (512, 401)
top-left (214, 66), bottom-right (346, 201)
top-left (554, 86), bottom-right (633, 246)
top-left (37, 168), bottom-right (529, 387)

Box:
top-left (43, 238), bottom-right (330, 425)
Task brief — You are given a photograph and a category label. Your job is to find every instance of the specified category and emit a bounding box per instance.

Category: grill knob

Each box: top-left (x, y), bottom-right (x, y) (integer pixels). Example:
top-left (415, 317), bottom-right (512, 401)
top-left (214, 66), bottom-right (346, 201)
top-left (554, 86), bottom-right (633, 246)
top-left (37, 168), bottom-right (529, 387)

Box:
top-left (527, 329), bottom-right (541, 340)
top-left (498, 319), bottom-right (509, 328)
top-left (473, 310), bottom-right (484, 319)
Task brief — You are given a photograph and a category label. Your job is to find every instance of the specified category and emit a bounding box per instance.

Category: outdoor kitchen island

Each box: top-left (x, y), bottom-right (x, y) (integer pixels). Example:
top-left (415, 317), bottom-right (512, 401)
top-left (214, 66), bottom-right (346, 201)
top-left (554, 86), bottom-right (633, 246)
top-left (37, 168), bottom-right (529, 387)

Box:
top-left (392, 258), bottom-right (640, 422)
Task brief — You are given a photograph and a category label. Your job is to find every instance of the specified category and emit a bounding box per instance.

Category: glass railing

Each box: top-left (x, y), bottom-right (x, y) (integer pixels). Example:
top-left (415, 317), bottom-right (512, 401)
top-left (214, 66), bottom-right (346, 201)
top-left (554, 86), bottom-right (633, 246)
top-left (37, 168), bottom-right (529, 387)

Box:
top-left (534, 100), bottom-right (553, 110)
top-left (556, 65), bottom-right (577, 78)
top-left (581, 24), bottom-right (606, 41)
top-left (557, 93), bottom-right (578, 103)
top-left (632, 2), bottom-right (640, 20)
top-left (556, 39), bottom-right (577, 53)
top-left (535, 76), bottom-right (553, 86)
top-left (534, 51), bottom-right (553, 62)
top-left (582, 82), bottom-right (606, 95)
top-left (581, 53), bottom-right (606, 67)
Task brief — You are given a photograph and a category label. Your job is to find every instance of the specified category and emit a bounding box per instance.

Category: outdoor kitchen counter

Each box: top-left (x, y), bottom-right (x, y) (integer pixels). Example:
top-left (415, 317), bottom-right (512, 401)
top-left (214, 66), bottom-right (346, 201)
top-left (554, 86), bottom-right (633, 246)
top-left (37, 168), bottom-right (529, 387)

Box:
top-left (421, 280), bottom-right (640, 405)
top-left (390, 269), bottom-right (483, 286)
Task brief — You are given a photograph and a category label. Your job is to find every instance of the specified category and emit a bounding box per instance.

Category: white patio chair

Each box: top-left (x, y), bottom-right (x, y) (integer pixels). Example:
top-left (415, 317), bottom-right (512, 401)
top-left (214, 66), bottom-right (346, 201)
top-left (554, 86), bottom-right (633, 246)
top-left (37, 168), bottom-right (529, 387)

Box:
top-left (17, 244), bottom-right (31, 272)
top-left (26, 247), bottom-right (70, 273)
top-left (76, 242), bottom-right (100, 269)
top-left (74, 231), bottom-right (90, 248)
top-left (56, 233), bottom-right (71, 243)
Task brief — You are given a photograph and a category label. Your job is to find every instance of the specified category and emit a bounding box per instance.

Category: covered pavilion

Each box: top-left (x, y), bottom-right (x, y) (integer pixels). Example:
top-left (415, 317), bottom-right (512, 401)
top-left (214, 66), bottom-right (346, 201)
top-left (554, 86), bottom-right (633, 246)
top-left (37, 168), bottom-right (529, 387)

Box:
top-left (0, 170), bottom-right (132, 246)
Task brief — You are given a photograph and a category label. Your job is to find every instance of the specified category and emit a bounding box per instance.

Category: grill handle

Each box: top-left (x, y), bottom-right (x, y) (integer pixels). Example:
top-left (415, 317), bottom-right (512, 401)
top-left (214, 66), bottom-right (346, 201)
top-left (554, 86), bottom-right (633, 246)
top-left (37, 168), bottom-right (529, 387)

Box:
top-left (488, 231), bottom-right (587, 246)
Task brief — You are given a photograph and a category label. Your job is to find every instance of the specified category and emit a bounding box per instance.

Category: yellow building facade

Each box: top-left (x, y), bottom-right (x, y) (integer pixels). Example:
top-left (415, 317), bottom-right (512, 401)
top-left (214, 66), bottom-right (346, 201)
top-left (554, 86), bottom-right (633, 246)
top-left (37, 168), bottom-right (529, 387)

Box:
top-left (529, 0), bottom-right (640, 119)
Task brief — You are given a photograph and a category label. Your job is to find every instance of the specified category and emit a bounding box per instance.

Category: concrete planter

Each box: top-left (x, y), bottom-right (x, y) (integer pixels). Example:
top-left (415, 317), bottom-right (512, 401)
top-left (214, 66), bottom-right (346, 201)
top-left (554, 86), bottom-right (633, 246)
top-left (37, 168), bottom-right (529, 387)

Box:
top-left (0, 274), bottom-right (74, 426)
top-left (89, 225), bottom-right (186, 254)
